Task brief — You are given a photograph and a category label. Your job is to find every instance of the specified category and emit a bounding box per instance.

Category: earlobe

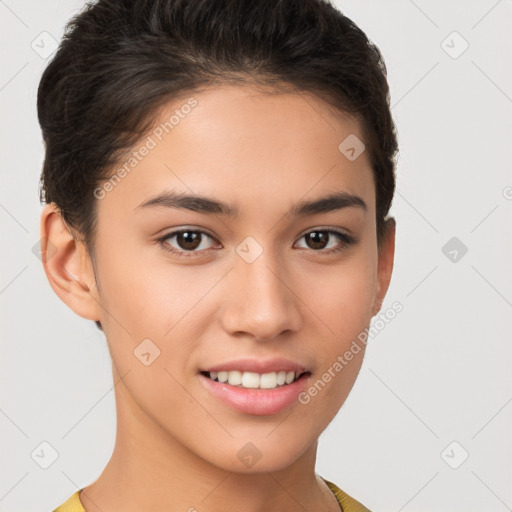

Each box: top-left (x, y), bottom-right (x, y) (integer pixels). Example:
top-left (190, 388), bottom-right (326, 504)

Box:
top-left (40, 203), bottom-right (101, 323)
top-left (373, 217), bottom-right (396, 316)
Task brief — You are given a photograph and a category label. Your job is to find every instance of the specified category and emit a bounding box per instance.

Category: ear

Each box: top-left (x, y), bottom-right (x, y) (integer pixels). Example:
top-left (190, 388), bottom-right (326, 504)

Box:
top-left (372, 217), bottom-right (396, 316)
top-left (39, 203), bottom-right (101, 323)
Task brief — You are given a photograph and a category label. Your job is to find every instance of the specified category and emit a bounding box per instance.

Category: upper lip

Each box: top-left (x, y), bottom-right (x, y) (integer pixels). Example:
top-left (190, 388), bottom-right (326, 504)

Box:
top-left (201, 358), bottom-right (310, 375)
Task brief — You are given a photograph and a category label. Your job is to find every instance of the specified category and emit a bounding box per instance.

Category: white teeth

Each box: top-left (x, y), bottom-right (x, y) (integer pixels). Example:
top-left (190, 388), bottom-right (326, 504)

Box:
top-left (228, 370), bottom-right (242, 386)
top-left (259, 372), bottom-right (277, 389)
top-left (206, 370), bottom-right (303, 389)
top-left (242, 372), bottom-right (260, 388)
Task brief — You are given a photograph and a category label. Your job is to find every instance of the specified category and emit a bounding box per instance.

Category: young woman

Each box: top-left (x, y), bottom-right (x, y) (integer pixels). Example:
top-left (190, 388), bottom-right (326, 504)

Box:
top-left (38, 0), bottom-right (398, 510)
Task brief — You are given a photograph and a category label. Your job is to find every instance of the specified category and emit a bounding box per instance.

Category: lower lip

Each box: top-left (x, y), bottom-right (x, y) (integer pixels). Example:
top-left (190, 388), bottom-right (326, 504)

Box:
top-left (198, 372), bottom-right (311, 416)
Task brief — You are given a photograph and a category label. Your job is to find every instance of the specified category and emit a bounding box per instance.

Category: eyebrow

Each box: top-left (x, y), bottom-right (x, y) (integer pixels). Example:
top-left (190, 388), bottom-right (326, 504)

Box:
top-left (135, 190), bottom-right (367, 217)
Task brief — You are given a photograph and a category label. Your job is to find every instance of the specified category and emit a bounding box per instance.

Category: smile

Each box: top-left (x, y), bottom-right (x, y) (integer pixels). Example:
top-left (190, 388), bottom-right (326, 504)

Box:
top-left (201, 370), bottom-right (307, 390)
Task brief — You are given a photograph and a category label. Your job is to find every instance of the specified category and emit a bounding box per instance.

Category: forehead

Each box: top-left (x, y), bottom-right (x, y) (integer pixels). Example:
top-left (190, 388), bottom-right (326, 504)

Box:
top-left (96, 84), bottom-right (375, 221)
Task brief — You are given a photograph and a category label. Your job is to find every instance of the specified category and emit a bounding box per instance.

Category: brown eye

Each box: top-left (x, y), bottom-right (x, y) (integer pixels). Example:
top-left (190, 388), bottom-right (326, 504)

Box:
top-left (174, 231), bottom-right (202, 251)
top-left (295, 229), bottom-right (355, 253)
top-left (157, 227), bottom-right (356, 260)
top-left (158, 229), bottom-right (217, 258)
top-left (304, 231), bottom-right (330, 250)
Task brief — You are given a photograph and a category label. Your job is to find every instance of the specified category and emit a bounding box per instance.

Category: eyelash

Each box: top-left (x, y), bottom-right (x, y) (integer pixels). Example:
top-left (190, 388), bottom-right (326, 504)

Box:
top-left (156, 227), bottom-right (356, 259)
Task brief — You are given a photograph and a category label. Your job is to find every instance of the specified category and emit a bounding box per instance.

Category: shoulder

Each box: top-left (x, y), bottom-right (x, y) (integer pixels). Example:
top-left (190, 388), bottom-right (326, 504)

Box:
top-left (322, 477), bottom-right (373, 512)
top-left (52, 490), bottom-right (85, 512)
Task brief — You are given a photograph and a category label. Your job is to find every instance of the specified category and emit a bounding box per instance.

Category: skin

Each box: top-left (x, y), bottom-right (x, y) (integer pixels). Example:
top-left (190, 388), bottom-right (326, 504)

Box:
top-left (41, 84), bottom-right (395, 511)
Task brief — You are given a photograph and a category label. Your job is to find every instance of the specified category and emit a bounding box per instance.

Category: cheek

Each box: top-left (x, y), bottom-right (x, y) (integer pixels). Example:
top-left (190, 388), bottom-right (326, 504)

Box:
top-left (296, 247), bottom-right (377, 406)
top-left (93, 251), bottom-right (200, 420)
top-left (94, 236), bottom-right (189, 331)
top-left (94, 243), bottom-right (216, 379)
top-left (301, 251), bottom-right (377, 340)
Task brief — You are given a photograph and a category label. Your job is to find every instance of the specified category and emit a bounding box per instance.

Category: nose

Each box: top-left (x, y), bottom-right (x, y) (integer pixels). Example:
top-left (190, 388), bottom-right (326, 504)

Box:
top-left (220, 250), bottom-right (303, 341)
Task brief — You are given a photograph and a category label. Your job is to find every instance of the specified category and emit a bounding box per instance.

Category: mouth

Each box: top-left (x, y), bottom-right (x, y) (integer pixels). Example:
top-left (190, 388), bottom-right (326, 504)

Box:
top-left (198, 369), bottom-right (312, 415)
top-left (200, 370), bottom-right (310, 390)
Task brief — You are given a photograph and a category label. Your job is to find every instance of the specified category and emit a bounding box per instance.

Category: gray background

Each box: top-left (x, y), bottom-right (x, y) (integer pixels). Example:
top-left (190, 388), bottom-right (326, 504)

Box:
top-left (1, 0), bottom-right (511, 510)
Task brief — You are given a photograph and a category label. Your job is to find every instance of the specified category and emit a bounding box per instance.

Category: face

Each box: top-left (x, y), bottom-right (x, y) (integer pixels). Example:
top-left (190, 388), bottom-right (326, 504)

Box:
top-left (47, 84), bottom-right (394, 473)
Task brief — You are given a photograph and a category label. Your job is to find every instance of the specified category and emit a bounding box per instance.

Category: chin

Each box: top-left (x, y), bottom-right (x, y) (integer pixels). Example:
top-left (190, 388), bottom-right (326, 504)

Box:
top-left (197, 434), bottom-right (313, 474)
